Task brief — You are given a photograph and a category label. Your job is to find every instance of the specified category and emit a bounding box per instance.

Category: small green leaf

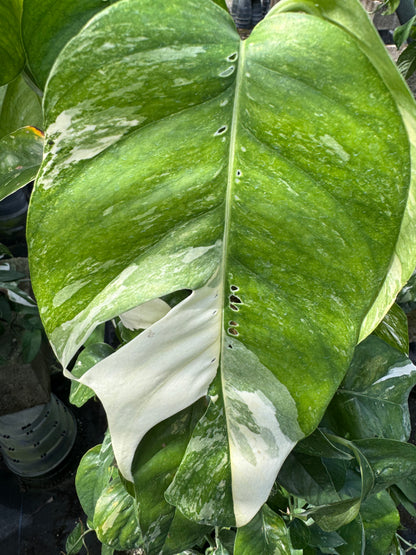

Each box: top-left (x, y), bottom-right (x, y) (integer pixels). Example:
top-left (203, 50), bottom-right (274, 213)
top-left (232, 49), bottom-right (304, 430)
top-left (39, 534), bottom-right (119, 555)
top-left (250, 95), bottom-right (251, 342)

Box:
top-left (0, 75), bottom-right (43, 139)
top-left (398, 42), bottom-right (416, 80)
top-left (394, 15), bottom-right (416, 48)
top-left (360, 491), bottom-right (400, 555)
top-left (65, 521), bottom-right (85, 555)
top-left (70, 343), bottom-right (114, 407)
top-left (234, 505), bottom-right (292, 554)
top-left (0, 0), bottom-right (25, 85)
top-left (310, 498), bottom-right (361, 533)
top-left (0, 126), bottom-right (44, 201)
top-left (75, 433), bottom-right (114, 520)
top-left (381, 0), bottom-right (401, 15)
top-left (308, 523), bottom-right (346, 550)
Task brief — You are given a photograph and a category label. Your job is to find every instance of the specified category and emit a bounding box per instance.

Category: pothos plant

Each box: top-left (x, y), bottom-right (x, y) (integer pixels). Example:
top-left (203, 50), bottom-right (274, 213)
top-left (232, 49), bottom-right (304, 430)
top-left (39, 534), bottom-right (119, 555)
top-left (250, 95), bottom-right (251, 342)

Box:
top-left (2, 0), bottom-right (416, 552)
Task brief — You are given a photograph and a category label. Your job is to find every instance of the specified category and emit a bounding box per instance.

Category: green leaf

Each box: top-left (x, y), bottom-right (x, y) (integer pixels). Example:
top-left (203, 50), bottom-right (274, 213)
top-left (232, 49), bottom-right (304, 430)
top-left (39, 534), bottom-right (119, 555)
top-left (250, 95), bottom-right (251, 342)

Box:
top-left (22, 0), bottom-right (121, 90)
top-left (360, 491), bottom-right (400, 555)
top-left (101, 545), bottom-right (115, 555)
top-left (93, 470), bottom-right (142, 550)
top-left (324, 336), bottom-right (416, 442)
top-left (65, 521), bottom-right (85, 555)
top-left (278, 452), bottom-right (341, 506)
top-left (288, 518), bottom-right (310, 550)
top-left (335, 517), bottom-right (365, 555)
top-left (27, 0), bottom-right (416, 526)
top-left (353, 438), bottom-right (416, 494)
top-left (398, 42), bottom-right (416, 80)
top-left (372, 303), bottom-right (409, 355)
top-left (381, 0), bottom-right (401, 15)
top-left (234, 505), bottom-right (293, 554)
top-left (69, 342), bottom-right (114, 407)
top-left (0, 126), bottom-right (44, 201)
top-left (20, 328), bottom-right (42, 362)
top-left (394, 15), bottom-right (416, 48)
top-left (132, 401), bottom-right (210, 554)
top-left (75, 433), bottom-right (114, 520)
top-left (0, 0), bottom-right (25, 85)
top-left (0, 75), bottom-right (43, 139)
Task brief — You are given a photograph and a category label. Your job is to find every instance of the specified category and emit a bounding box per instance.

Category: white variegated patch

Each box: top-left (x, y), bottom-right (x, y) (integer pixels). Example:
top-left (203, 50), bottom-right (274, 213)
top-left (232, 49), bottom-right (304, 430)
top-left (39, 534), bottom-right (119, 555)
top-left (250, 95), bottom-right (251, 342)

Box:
top-left (119, 297), bottom-right (171, 330)
top-left (65, 276), bottom-right (221, 481)
top-left (222, 338), bottom-right (304, 526)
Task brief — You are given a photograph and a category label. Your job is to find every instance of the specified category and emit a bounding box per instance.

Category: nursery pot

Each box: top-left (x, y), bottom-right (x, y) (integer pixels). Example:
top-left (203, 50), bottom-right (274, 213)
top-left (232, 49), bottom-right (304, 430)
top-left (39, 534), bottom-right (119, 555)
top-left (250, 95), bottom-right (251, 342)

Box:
top-left (0, 394), bottom-right (77, 477)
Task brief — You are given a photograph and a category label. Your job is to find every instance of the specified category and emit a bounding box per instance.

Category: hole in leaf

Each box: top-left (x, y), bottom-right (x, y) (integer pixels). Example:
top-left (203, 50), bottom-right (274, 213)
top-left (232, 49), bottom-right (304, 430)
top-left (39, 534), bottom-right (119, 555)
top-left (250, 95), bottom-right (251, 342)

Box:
top-left (230, 304), bottom-right (239, 311)
top-left (228, 328), bottom-right (239, 336)
top-left (230, 294), bottom-right (242, 304)
top-left (236, 170), bottom-right (242, 177)
top-left (219, 66), bottom-right (235, 78)
top-left (228, 320), bottom-right (238, 327)
top-left (228, 344), bottom-right (233, 349)
top-left (214, 125), bottom-right (228, 136)
top-left (227, 52), bottom-right (238, 62)
top-left (230, 285), bottom-right (239, 291)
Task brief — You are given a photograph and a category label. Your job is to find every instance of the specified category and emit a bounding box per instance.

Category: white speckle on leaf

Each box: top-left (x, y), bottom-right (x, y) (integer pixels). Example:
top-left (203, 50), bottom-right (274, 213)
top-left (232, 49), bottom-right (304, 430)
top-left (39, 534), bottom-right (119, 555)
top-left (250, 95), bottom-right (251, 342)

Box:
top-left (320, 134), bottom-right (350, 162)
top-left (52, 279), bottom-right (89, 308)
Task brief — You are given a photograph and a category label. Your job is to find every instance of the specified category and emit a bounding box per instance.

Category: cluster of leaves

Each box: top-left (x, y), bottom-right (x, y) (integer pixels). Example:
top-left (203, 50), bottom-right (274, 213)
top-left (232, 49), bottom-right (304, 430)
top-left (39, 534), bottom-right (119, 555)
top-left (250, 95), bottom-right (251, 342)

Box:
top-left (0, 250), bottom-right (44, 365)
top-left (65, 307), bottom-right (416, 554)
top-left (2, 0), bottom-right (416, 554)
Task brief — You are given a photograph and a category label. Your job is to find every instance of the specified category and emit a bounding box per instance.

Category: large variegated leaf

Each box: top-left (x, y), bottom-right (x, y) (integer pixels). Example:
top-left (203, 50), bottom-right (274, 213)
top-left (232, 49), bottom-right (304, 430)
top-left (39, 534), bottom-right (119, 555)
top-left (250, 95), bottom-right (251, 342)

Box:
top-left (27, 0), bottom-right (416, 527)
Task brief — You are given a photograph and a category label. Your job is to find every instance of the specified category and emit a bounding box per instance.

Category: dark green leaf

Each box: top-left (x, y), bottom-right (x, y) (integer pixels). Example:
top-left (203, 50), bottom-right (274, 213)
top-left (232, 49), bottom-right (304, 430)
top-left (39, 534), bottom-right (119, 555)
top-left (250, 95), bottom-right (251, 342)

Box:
top-left (0, 0), bottom-right (25, 85)
top-left (324, 336), bottom-right (416, 441)
top-left (360, 491), bottom-right (400, 555)
top-left (278, 452), bottom-right (341, 506)
top-left (354, 438), bottom-right (416, 494)
top-left (234, 505), bottom-right (292, 554)
top-left (70, 343), bottom-right (114, 407)
top-left (289, 518), bottom-right (310, 549)
top-left (20, 328), bottom-right (42, 362)
top-left (308, 523), bottom-right (346, 550)
top-left (394, 15), bottom-right (416, 48)
top-left (335, 516), bottom-right (365, 555)
top-left (398, 42), bottom-right (416, 80)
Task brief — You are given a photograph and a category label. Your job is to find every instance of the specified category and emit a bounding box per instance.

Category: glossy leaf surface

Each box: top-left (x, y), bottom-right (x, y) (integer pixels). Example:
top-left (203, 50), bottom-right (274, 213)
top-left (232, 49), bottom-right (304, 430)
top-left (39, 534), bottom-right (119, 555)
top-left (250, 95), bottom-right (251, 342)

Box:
top-left (0, 126), bottom-right (44, 201)
top-left (360, 491), bottom-right (400, 555)
top-left (233, 505), bottom-right (292, 554)
top-left (27, 0), bottom-right (416, 526)
top-left (0, 75), bottom-right (43, 138)
top-left (132, 402), bottom-right (210, 554)
top-left (372, 303), bottom-right (409, 355)
top-left (324, 336), bottom-right (416, 442)
top-left (0, 0), bottom-right (25, 85)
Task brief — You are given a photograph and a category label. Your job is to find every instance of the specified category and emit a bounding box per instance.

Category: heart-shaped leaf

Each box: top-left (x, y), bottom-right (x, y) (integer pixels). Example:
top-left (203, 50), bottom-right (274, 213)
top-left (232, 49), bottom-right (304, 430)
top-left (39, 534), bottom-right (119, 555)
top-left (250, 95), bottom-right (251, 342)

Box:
top-left (27, 0), bottom-right (416, 526)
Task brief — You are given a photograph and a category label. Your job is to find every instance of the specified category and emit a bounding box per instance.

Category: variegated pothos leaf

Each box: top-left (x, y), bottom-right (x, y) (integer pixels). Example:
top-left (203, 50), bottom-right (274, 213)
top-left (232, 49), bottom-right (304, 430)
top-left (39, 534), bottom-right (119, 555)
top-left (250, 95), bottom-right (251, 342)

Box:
top-left (28, 0), bottom-right (416, 526)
